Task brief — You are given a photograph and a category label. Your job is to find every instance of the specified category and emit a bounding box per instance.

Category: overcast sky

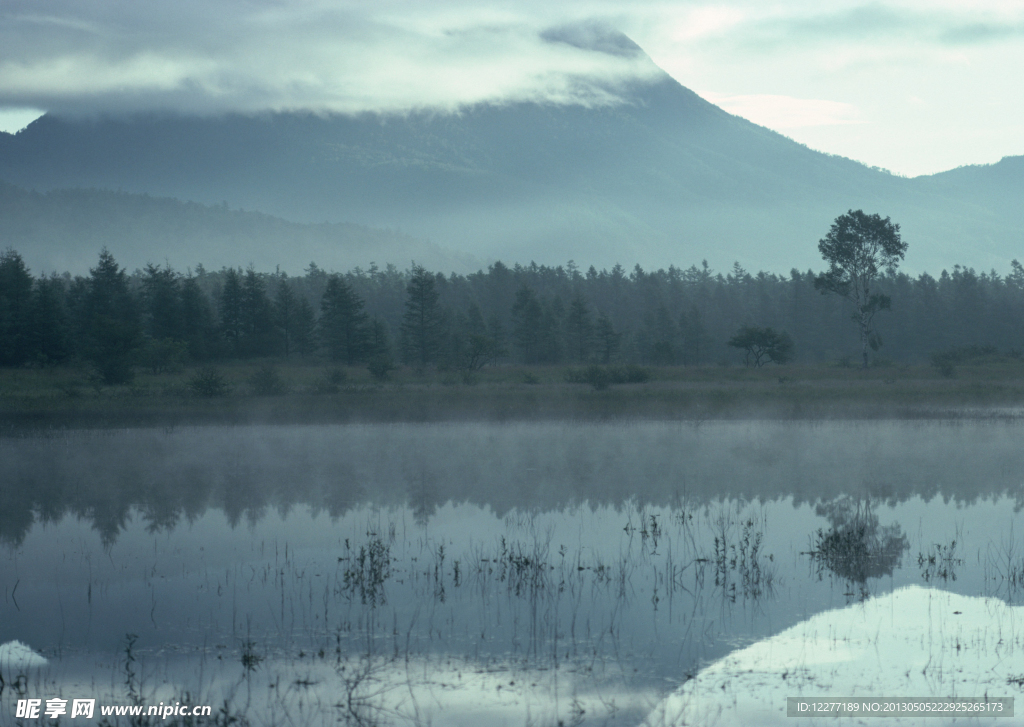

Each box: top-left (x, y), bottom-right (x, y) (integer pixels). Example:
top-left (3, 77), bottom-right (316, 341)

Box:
top-left (1, 0), bottom-right (1021, 176)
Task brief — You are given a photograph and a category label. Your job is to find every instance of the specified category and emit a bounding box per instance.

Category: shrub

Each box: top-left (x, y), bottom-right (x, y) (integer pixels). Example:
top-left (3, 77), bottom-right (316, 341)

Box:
top-left (618, 365), bottom-right (650, 384)
top-left (138, 338), bottom-right (188, 375)
top-left (565, 365), bottom-right (650, 389)
top-left (584, 365), bottom-right (611, 391)
top-left (930, 344), bottom-right (1000, 378)
top-left (248, 365), bottom-right (287, 396)
top-left (727, 325), bottom-right (794, 367)
top-left (187, 367), bottom-right (230, 397)
top-left (311, 368), bottom-right (347, 394)
top-left (367, 356), bottom-right (394, 382)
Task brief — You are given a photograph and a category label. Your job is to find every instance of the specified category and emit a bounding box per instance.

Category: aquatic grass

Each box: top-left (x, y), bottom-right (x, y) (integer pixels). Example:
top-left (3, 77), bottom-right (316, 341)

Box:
top-left (984, 524), bottom-right (1024, 601)
top-left (340, 534), bottom-right (393, 607)
top-left (918, 530), bottom-right (963, 582)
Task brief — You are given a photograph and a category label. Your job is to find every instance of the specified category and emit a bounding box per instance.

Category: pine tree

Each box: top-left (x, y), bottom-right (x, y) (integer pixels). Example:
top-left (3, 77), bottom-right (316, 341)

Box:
top-left (141, 263), bottom-right (183, 342)
top-left (366, 318), bottom-right (395, 380)
top-left (294, 297), bottom-right (316, 357)
top-left (511, 285), bottom-right (543, 364)
top-left (181, 274), bottom-right (215, 360)
top-left (83, 249), bottom-right (141, 384)
top-left (400, 265), bottom-right (442, 368)
top-left (0, 249), bottom-right (35, 365)
top-left (31, 275), bottom-right (69, 364)
top-left (240, 266), bottom-right (274, 356)
top-left (274, 277), bottom-right (299, 358)
top-left (219, 268), bottom-right (244, 356)
top-left (679, 306), bottom-right (706, 366)
top-left (537, 296), bottom-right (563, 364)
top-left (594, 311), bottom-right (620, 364)
top-left (565, 291), bottom-right (594, 363)
top-left (320, 274), bottom-right (369, 364)
top-left (647, 304), bottom-right (677, 365)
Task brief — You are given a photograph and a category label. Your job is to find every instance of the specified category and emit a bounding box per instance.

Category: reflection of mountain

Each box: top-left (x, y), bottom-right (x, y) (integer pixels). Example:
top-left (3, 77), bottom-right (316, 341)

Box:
top-left (2, 36), bottom-right (1022, 273)
top-left (2, 422), bottom-right (1023, 546)
top-left (647, 586), bottom-right (1019, 726)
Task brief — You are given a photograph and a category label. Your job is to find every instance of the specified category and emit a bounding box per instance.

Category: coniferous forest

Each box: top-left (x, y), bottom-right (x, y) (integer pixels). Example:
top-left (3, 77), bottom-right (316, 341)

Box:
top-left (3, 245), bottom-right (1024, 385)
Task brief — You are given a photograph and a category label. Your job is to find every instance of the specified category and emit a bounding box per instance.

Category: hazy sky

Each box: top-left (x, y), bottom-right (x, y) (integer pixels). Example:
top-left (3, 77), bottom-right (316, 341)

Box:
top-left (1, 0), bottom-right (1021, 176)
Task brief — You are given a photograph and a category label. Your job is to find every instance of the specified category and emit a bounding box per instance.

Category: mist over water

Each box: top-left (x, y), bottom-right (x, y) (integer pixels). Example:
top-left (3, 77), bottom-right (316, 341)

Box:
top-left (2, 421), bottom-right (1023, 725)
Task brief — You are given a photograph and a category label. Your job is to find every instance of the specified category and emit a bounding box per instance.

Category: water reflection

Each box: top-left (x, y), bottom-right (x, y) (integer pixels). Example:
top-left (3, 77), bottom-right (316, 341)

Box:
top-left (807, 497), bottom-right (909, 590)
top-left (1, 422), bottom-right (1023, 724)
top-left (2, 422), bottom-right (1024, 548)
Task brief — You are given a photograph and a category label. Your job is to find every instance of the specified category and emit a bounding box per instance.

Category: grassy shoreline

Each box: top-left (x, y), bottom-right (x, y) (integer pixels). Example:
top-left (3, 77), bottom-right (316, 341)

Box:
top-left (3, 361), bottom-right (1024, 431)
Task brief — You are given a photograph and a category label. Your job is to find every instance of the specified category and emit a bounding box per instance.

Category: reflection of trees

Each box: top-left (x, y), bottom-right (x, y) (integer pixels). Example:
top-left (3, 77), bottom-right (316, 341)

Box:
top-left (2, 423), bottom-right (1023, 547)
top-left (808, 498), bottom-right (908, 584)
top-left (407, 471), bottom-right (438, 527)
top-left (0, 482), bottom-right (35, 547)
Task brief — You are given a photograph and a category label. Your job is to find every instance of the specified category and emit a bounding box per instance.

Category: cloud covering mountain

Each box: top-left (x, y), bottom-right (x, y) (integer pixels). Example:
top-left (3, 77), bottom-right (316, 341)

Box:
top-left (0, 5), bottom-right (660, 116)
top-left (1, 28), bottom-right (1021, 275)
top-left (3, 1), bottom-right (1022, 175)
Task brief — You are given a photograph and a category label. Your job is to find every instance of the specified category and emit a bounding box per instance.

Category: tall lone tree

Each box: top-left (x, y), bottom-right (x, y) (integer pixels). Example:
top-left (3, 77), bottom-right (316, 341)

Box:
top-left (814, 210), bottom-right (907, 368)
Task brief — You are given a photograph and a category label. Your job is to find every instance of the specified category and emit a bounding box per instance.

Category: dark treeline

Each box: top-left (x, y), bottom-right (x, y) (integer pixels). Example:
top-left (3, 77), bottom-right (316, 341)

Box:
top-left (3, 247), bottom-right (1024, 382)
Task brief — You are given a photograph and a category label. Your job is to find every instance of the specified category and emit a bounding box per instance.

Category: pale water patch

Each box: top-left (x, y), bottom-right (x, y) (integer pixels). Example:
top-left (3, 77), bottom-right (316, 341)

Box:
top-left (0, 640), bottom-right (47, 682)
top-left (647, 586), bottom-right (1022, 726)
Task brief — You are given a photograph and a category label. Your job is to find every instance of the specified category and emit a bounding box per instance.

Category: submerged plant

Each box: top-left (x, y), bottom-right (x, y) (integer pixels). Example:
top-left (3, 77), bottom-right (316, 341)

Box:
top-left (341, 534), bottom-right (392, 606)
top-left (710, 514), bottom-right (777, 600)
top-left (240, 639), bottom-right (262, 673)
top-left (918, 537), bottom-right (963, 582)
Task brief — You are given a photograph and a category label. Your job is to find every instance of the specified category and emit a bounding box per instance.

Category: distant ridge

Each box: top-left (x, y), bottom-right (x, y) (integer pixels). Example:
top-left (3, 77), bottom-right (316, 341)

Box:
top-left (0, 182), bottom-right (478, 275)
top-left (1, 31), bottom-right (1021, 274)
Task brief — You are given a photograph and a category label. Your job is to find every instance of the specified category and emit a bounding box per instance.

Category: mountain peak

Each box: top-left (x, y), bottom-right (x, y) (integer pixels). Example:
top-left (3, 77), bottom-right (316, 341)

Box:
top-left (539, 24), bottom-right (644, 59)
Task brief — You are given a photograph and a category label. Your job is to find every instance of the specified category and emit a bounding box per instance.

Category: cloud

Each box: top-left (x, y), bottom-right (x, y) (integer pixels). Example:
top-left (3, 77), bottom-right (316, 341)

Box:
top-left (1, 0), bottom-right (1021, 163)
top-left (700, 92), bottom-right (863, 129)
top-left (719, 3), bottom-right (1024, 51)
top-left (0, 2), bottom-right (663, 116)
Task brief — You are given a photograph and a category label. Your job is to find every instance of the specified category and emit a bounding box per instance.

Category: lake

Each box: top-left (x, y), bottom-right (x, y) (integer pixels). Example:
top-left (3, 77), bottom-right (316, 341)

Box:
top-left (2, 421), bottom-right (1023, 725)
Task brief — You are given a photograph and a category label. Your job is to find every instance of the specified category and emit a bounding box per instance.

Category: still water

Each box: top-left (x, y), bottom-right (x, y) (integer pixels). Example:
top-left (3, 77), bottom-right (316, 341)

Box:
top-left (2, 421), bottom-right (1023, 725)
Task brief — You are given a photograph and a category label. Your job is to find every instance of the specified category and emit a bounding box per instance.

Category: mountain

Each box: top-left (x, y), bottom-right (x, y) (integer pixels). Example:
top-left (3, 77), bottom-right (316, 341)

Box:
top-left (0, 34), bottom-right (1021, 274)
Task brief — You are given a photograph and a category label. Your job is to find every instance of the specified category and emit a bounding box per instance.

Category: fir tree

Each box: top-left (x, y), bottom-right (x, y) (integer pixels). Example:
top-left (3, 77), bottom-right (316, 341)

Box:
top-left (320, 274), bottom-right (369, 364)
top-left (400, 265), bottom-right (442, 368)
top-left (0, 249), bottom-right (35, 365)
top-left (83, 249), bottom-right (141, 384)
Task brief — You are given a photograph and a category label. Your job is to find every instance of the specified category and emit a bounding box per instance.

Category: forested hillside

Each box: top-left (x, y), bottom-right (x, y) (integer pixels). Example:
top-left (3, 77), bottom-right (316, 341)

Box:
top-left (3, 248), bottom-right (1023, 383)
